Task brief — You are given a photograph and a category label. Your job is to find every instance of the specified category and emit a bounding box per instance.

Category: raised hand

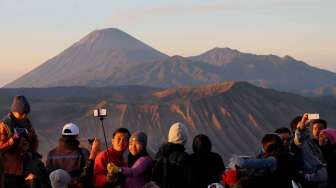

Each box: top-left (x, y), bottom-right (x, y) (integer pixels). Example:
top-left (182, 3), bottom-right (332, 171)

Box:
top-left (297, 113), bottom-right (309, 130)
top-left (89, 138), bottom-right (101, 160)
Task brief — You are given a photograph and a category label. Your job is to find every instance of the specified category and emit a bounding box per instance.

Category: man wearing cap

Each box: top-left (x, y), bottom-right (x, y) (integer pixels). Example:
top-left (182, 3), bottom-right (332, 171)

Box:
top-left (46, 122), bottom-right (89, 178)
top-left (0, 95), bottom-right (39, 187)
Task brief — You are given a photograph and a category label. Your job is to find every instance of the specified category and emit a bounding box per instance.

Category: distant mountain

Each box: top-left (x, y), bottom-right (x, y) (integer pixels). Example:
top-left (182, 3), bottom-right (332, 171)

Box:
top-left (1, 82), bottom-right (335, 161)
top-left (191, 47), bottom-right (336, 95)
top-left (80, 50), bottom-right (336, 96)
top-left (5, 28), bottom-right (168, 87)
top-left (5, 29), bottom-right (336, 96)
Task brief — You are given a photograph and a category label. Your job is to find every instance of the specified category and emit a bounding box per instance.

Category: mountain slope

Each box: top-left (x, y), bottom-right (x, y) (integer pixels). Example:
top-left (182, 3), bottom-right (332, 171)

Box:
top-left (1, 82), bottom-right (335, 161)
top-left (5, 28), bottom-right (168, 88)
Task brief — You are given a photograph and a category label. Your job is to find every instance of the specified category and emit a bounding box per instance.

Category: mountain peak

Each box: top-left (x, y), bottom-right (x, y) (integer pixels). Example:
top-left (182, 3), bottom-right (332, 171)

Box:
top-left (208, 47), bottom-right (240, 54)
top-left (77, 28), bottom-right (154, 50)
top-left (190, 47), bottom-right (242, 65)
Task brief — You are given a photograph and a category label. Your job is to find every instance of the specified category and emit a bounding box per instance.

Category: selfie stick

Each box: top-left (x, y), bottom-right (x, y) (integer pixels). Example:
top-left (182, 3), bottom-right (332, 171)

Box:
top-left (94, 109), bottom-right (109, 151)
top-left (100, 117), bottom-right (109, 151)
top-left (94, 108), bottom-right (113, 171)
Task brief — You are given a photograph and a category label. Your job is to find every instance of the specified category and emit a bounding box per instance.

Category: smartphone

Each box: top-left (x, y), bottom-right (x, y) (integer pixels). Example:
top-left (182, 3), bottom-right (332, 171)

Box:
top-left (308, 113), bottom-right (319, 120)
top-left (14, 128), bottom-right (28, 137)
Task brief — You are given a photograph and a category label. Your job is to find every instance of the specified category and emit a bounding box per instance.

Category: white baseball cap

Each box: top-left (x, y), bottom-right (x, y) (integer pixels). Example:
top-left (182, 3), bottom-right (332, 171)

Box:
top-left (62, 122), bottom-right (79, 136)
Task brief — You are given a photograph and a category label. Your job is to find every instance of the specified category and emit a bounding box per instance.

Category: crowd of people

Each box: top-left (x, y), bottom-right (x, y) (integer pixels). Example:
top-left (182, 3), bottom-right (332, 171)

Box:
top-left (0, 95), bottom-right (336, 188)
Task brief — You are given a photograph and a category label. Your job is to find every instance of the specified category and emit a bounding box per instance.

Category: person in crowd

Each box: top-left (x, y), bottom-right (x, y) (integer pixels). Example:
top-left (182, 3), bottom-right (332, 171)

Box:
top-left (68, 138), bottom-right (102, 188)
top-left (294, 113), bottom-right (327, 188)
top-left (229, 133), bottom-right (298, 188)
top-left (187, 134), bottom-right (225, 188)
top-left (311, 119), bottom-right (327, 146)
top-left (93, 127), bottom-right (130, 188)
top-left (109, 131), bottom-right (153, 188)
top-left (46, 123), bottom-right (90, 178)
top-left (49, 169), bottom-right (71, 188)
top-left (289, 116), bottom-right (304, 172)
top-left (274, 127), bottom-right (292, 152)
top-left (152, 122), bottom-right (190, 188)
top-left (0, 96), bottom-right (39, 188)
top-left (319, 128), bottom-right (336, 188)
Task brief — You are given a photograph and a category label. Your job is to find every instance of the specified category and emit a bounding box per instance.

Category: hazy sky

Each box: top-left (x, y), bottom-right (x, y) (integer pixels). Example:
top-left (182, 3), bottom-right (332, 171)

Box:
top-left (1, 0), bottom-right (335, 86)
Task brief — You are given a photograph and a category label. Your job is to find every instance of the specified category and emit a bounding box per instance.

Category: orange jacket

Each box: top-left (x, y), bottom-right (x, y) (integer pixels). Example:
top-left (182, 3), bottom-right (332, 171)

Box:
top-left (0, 114), bottom-right (38, 175)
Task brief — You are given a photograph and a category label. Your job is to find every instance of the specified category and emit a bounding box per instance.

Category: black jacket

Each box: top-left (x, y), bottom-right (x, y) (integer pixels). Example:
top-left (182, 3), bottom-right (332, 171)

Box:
top-left (152, 143), bottom-right (189, 188)
top-left (187, 152), bottom-right (225, 188)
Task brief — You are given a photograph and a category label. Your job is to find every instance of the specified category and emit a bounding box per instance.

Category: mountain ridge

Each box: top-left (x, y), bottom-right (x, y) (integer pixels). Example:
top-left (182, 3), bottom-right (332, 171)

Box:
top-left (5, 28), bottom-right (336, 97)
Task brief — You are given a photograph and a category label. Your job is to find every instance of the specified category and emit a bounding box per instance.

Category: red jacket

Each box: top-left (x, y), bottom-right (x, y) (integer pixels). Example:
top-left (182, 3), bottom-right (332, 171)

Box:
top-left (93, 147), bottom-right (126, 187)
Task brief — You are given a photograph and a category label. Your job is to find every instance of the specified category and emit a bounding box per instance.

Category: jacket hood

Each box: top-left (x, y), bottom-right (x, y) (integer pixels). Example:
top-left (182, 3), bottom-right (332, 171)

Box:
top-left (168, 122), bottom-right (188, 145)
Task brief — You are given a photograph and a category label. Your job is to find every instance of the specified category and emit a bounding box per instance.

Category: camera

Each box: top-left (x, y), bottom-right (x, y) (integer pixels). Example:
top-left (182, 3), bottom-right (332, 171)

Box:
top-left (93, 108), bottom-right (107, 118)
top-left (308, 113), bottom-right (319, 120)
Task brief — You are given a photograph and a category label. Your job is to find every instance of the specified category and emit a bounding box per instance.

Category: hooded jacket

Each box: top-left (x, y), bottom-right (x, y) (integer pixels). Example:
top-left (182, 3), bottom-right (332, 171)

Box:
top-left (152, 143), bottom-right (189, 188)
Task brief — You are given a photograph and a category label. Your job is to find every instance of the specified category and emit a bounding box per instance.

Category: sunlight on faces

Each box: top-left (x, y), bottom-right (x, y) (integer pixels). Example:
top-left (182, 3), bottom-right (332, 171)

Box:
top-left (129, 139), bottom-right (144, 156)
top-left (312, 123), bottom-right (324, 139)
top-left (12, 112), bottom-right (27, 120)
top-left (112, 132), bottom-right (129, 152)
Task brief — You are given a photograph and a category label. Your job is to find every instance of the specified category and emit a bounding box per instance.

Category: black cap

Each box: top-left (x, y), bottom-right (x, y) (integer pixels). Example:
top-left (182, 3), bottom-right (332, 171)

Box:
top-left (11, 95), bottom-right (30, 114)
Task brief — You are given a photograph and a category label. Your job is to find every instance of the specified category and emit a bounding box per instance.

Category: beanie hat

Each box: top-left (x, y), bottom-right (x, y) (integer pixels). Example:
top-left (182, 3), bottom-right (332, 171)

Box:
top-left (11, 95), bottom-right (30, 114)
top-left (49, 169), bottom-right (71, 188)
top-left (130, 131), bottom-right (147, 146)
top-left (62, 123), bottom-right (79, 136)
top-left (320, 128), bottom-right (336, 145)
top-left (168, 122), bottom-right (188, 145)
